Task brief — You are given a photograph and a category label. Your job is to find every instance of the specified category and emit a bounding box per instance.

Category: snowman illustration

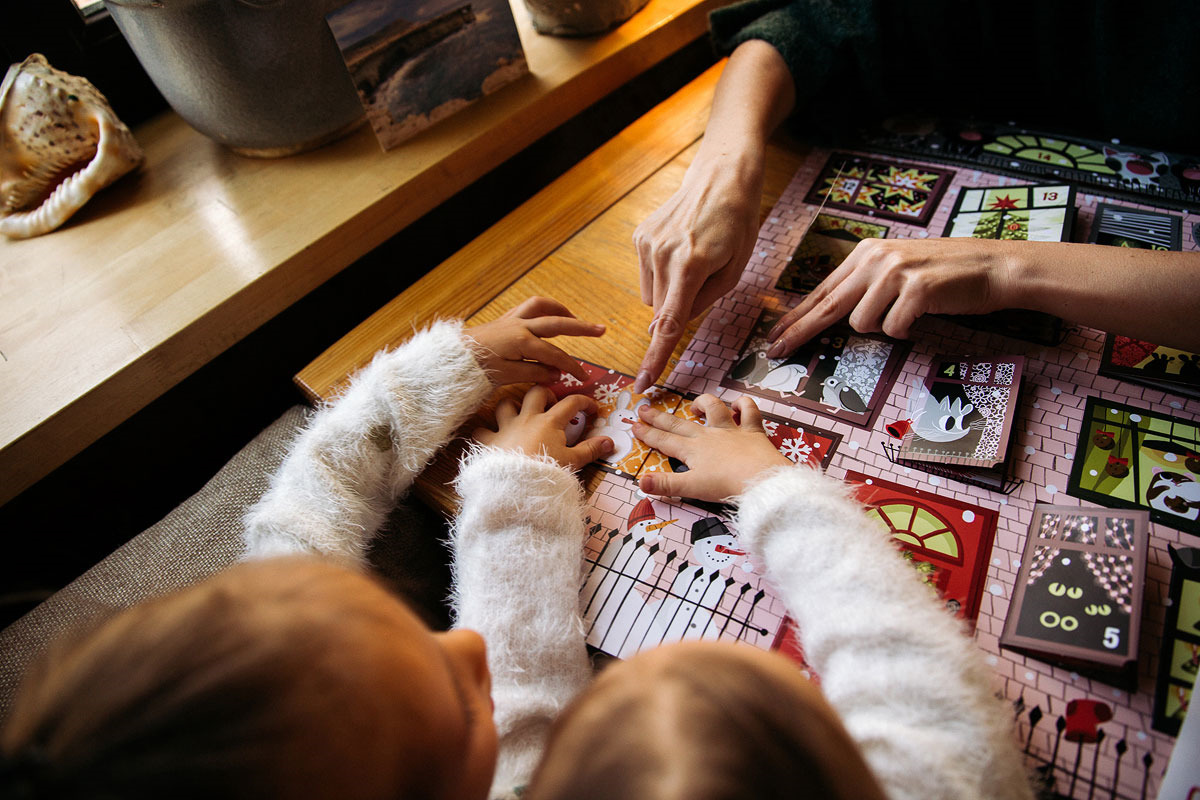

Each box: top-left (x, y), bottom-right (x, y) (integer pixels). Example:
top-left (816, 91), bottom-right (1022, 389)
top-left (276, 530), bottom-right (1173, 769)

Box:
top-left (593, 388), bottom-right (651, 468)
top-left (691, 516), bottom-right (749, 571)
top-left (583, 498), bottom-right (677, 647)
top-left (611, 517), bottom-right (754, 657)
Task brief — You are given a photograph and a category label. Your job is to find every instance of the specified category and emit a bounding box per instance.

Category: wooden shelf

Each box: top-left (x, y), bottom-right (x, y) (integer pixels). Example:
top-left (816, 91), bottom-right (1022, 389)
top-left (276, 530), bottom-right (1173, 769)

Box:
top-left (0, 0), bottom-right (719, 506)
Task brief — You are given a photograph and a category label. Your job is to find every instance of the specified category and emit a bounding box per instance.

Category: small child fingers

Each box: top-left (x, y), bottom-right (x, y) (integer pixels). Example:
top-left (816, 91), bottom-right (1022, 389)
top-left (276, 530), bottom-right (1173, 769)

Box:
top-left (691, 393), bottom-right (734, 426)
top-left (520, 384), bottom-right (555, 414)
top-left (512, 296), bottom-right (575, 320)
top-left (471, 426), bottom-right (497, 444)
top-left (639, 470), bottom-right (689, 498)
top-left (522, 337), bottom-right (590, 381)
top-left (548, 393), bottom-right (598, 424)
top-left (731, 396), bottom-right (764, 430)
top-left (636, 404), bottom-right (693, 435)
top-left (525, 315), bottom-right (606, 340)
top-left (568, 435), bottom-right (615, 468)
top-left (499, 360), bottom-right (560, 385)
top-left (493, 398), bottom-right (519, 425)
top-left (631, 420), bottom-right (686, 459)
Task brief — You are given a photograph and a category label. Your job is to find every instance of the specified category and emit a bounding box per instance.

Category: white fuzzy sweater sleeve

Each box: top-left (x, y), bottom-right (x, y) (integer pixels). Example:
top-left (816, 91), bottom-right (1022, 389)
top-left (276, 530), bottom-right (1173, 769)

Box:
top-left (241, 321), bottom-right (493, 564)
top-left (450, 447), bottom-right (593, 800)
top-left (735, 466), bottom-right (1033, 800)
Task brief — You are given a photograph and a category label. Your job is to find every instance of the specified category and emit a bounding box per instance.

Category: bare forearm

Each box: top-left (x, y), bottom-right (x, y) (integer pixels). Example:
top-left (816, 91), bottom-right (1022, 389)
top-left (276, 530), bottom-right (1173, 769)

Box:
top-left (1000, 242), bottom-right (1200, 351)
top-left (633, 41), bottom-right (797, 389)
top-left (694, 40), bottom-right (795, 169)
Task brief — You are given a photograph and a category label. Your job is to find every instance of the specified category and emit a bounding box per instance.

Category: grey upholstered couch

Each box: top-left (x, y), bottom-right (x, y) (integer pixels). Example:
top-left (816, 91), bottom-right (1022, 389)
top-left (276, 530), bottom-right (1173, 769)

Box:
top-left (0, 406), bottom-right (453, 722)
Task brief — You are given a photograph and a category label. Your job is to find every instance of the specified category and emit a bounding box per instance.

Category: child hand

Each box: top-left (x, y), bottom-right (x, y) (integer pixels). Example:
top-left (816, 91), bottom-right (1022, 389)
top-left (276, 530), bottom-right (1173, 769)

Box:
top-left (473, 386), bottom-right (614, 470)
top-left (632, 394), bottom-right (791, 501)
top-left (466, 296), bottom-right (605, 386)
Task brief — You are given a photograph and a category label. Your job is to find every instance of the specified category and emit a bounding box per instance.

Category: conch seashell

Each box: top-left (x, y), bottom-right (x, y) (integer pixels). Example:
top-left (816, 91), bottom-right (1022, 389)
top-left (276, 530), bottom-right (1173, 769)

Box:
top-left (1, 53), bottom-right (143, 239)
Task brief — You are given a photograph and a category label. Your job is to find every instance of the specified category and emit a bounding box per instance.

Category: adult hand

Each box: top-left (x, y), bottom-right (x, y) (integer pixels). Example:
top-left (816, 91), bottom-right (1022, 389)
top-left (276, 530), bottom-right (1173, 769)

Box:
top-left (473, 386), bottom-right (613, 470)
top-left (765, 237), bottom-right (1014, 358)
top-left (466, 296), bottom-right (605, 386)
top-left (631, 39), bottom-right (796, 393)
top-left (631, 393), bottom-right (790, 501)
top-left (631, 152), bottom-right (763, 393)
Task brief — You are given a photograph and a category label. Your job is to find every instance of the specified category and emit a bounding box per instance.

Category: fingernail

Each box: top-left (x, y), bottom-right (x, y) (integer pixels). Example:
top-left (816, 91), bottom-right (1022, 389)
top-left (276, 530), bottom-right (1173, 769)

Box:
top-left (646, 317), bottom-right (659, 336)
top-left (599, 438), bottom-right (614, 454)
top-left (765, 341), bottom-right (785, 358)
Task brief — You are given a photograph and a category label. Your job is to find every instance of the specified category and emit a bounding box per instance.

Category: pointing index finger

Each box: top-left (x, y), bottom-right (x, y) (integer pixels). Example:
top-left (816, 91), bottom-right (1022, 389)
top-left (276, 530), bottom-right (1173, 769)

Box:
top-left (524, 316), bottom-right (606, 340)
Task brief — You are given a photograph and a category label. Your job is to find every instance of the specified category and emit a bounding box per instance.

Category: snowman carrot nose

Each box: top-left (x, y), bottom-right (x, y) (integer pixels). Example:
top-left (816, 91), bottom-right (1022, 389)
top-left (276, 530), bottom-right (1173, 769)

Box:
top-left (646, 519), bottom-right (678, 531)
top-left (714, 544), bottom-right (745, 555)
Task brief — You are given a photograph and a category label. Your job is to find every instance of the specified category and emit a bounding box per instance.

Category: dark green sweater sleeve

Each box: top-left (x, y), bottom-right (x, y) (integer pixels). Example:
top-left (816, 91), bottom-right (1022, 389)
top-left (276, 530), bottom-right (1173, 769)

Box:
top-left (708, 0), bottom-right (880, 120)
top-left (705, 0), bottom-right (1199, 152)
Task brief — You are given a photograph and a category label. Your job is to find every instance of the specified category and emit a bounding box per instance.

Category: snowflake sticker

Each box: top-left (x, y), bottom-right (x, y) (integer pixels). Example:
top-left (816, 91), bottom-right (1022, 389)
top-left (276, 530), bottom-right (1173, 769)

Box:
top-left (559, 373), bottom-right (583, 388)
top-left (761, 420), bottom-right (780, 437)
top-left (594, 381), bottom-right (622, 404)
top-left (778, 437), bottom-right (813, 463)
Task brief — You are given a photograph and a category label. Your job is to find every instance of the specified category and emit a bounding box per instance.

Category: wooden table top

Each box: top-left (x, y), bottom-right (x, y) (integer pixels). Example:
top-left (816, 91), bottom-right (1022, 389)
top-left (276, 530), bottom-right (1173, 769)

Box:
top-left (0, 0), bottom-right (719, 506)
top-left (295, 59), bottom-right (812, 511)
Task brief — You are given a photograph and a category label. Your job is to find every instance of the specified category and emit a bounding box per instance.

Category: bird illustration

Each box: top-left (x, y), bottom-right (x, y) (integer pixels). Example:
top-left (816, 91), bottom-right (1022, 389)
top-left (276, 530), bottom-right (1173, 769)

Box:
top-left (820, 376), bottom-right (868, 413)
top-left (730, 350), bottom-right (770, 384)
top-left (759, 362), bottom-right (809, 395)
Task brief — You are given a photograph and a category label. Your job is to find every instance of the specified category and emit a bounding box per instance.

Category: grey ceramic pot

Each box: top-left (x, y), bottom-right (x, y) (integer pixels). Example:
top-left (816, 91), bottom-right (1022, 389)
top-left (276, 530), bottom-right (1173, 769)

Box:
top-left (523, 0), bottom-right (649, 36)
top-left (105, 0), bottom-right (365, 157)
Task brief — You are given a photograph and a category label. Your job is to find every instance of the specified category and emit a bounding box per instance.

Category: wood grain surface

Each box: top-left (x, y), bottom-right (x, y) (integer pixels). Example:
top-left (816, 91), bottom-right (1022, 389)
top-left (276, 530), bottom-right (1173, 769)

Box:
top-left (296, 61), bottom-right (811, 512)
top-left (0, 0), bottom-right (718, 505)
top-left (295, 60), bottom-right (725, 402)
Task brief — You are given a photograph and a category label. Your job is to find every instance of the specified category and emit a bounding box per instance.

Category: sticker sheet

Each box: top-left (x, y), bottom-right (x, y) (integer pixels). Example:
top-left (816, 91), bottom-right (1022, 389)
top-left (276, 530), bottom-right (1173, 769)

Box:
top-left (844, 471), bottom-right (998, 626)
top-left (1068, 398), bottom-right (1200, 536)
top-left (803, 152), bottom-right (954, 226)
top-left (942, 183), bottom-right (1075, 241)
top-left (1000, 505), bottom-right (1148, 688)
top-left (775, 213), bottom-right (889, 296)
top-left (720, 310), bottom-right (908, 429)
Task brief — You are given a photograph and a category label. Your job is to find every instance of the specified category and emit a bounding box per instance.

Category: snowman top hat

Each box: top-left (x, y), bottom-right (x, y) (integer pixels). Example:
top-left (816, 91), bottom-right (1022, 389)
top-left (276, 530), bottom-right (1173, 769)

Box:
top-left (691, 517), bottom-right (731, 544)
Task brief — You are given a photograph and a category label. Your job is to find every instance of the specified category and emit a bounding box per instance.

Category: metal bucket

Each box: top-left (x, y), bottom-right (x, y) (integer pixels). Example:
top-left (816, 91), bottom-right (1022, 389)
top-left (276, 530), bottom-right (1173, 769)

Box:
top-left (105, 0), bottom-right (365, 156)
top-left (522, 0), bottom-right (649, 36)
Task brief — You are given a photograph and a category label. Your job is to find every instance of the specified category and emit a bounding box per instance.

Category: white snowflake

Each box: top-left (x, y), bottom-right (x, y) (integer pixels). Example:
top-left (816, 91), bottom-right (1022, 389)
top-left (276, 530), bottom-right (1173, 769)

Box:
top-left (778, 437), bottom-right (813, 463)
top-left (594, 381), bottom-right (623, 404)
top-left (559, 372), bottom-right (583, 388)
top-left (761, 420), bottom-right (780, 437)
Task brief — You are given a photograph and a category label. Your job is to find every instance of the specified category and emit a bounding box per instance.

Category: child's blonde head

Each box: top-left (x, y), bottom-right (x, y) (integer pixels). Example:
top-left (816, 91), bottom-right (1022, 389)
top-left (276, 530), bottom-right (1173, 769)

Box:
top-left (527, 640), bottom-right (887, 800)
top-left (1, 557), bottom-right (497, 800)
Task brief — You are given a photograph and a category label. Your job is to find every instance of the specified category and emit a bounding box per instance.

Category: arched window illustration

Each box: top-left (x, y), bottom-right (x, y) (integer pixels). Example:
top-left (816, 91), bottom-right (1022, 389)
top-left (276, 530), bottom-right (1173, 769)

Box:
top-left (868, 502), bottom-right (963, 565)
